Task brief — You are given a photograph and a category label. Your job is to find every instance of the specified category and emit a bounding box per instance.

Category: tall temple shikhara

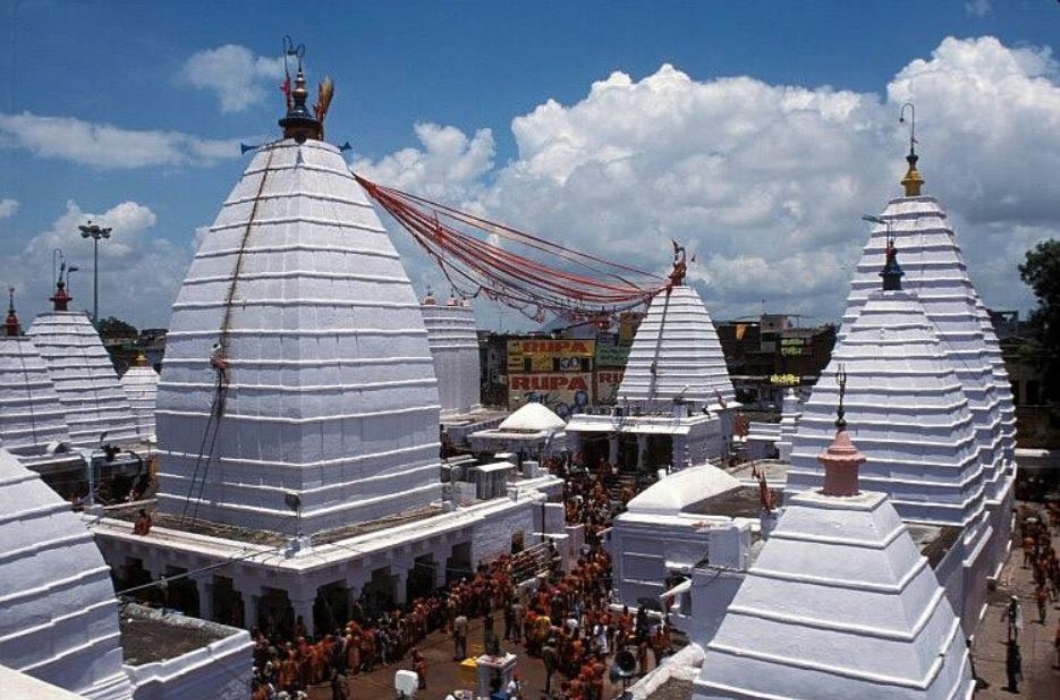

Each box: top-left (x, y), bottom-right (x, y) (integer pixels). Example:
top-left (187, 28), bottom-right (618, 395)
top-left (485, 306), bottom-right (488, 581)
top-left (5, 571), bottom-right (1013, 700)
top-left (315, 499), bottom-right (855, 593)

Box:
top-left (785, 143), bottom-right (1017, 632)
top-left (155, 56), bottom-right (443, 534)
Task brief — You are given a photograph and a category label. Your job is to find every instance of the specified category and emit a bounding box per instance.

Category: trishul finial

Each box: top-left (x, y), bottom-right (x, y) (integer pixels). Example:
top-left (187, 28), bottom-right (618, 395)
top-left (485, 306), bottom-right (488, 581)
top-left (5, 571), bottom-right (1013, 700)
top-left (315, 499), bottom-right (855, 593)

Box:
top-left (899, 103), bottom-right (924, 196)
top-left (900, 103), bottom-right (916, 158)
top-left (4, 286), bottom-right (17, 337)
top-left (835, 364), bottom-right (848, 430)
top-left (667, 239), bottom-right (692, 291)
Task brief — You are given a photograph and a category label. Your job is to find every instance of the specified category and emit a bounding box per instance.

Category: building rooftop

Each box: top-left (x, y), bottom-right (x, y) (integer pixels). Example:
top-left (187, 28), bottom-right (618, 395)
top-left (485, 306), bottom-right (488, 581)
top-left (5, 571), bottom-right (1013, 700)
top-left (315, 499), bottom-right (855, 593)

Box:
top-left (119, 604), bottom-right (234, 666)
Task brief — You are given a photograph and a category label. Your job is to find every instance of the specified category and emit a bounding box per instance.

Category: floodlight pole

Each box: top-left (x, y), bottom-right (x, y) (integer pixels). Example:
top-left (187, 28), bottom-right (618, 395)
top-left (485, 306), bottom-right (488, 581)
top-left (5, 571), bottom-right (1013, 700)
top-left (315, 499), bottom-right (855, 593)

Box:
top-left (78, 221), bottom-right (112, 323)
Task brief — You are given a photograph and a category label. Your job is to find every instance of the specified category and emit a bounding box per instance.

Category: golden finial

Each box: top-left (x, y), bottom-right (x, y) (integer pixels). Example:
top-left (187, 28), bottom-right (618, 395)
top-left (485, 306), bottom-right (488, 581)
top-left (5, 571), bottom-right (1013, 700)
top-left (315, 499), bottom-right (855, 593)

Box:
top-left (899, 103), bottom-right (924, 196)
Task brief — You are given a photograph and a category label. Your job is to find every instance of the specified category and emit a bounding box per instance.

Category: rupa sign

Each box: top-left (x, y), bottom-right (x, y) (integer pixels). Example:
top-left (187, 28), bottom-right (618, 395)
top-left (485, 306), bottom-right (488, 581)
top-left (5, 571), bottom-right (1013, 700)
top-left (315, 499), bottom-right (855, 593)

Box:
top-left (508, 339), bottom-right (595, 373)
top-left (508, 372), bottom-right (593, 418)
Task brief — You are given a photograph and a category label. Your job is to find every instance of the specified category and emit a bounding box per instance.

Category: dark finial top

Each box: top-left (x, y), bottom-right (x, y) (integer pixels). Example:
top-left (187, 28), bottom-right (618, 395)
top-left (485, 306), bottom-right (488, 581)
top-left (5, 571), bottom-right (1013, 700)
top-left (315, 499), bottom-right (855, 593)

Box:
top-left (51, 280), bottom-right (71, 312)
top-left (51, 263), bottom-right (72, 312)
top-left (5, 286), bottom-right (19, 336)
top-left (835, 364), bottom-right (848, 430)
top-left (880, 237), bottom-right (904, 291)
top-left (279, 38), bottom-right (322, 143)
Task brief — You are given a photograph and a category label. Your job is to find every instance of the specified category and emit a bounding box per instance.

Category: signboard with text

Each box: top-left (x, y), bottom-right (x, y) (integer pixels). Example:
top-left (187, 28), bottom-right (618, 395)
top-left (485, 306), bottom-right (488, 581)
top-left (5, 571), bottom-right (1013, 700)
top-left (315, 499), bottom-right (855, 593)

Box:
top-left (507, 339), bottom-right (596, 373)
top-left (595, 344), bottom-right (630, 368)
top-left (594, 370), bottom-right (626, 405)
top-left (507, 372), bottom-right (593, 419)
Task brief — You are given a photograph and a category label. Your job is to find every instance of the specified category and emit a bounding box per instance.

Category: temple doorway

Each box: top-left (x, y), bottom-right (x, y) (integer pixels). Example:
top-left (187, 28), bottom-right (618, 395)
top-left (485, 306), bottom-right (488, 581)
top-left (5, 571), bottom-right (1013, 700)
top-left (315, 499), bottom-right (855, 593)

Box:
top-left (314, 582), bottom-right (350, 635)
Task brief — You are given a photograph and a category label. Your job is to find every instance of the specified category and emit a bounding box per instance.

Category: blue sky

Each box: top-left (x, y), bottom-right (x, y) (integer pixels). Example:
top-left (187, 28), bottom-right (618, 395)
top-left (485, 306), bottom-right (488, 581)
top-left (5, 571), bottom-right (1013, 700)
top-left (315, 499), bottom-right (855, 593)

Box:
top-left (2, 0), bottom-right (1059, 329)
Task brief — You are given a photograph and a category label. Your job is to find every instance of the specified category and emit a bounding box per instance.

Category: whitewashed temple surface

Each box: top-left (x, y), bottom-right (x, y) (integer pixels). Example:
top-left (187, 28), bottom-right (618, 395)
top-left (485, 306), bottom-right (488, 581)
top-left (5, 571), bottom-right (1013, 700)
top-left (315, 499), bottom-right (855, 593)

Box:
top-left (694, 423), bottom-right (974, 700)
top-left (786, 290), bottom-right (984, 528)
top-left (119, 355), bottom-right (159, 442)
top-left (27, 283), bottom-right (139, 450)
top-left (0, 296), bottom-right (70, 452)
top-left (830, 156), bottom-right (1013, 510)
top-left (155, 131), bottom-right (443, 534)
top-left (421, 291), bottom-right (482, 417)
top-left (617, 284), bottom-right (735, 411)
top-left (0, 447), bottom-right (133, 700)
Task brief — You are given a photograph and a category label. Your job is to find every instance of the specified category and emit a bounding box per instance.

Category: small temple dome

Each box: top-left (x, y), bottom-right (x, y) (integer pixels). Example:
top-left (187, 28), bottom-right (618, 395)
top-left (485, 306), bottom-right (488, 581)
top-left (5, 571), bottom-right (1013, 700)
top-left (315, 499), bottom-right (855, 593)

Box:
top-left (498, 402), bottom-right (566, 433)
top-left (626, 463), bottom-right (739, 516)
top-left (27, 294), bottom-right (139, 449)
top-left (0, 447), bottom-right (132, 699)
top-left (694, 427), bottom-right (973, 700)
top-left (618, 285), bottom-right (735, 409)
top-left (120, 355), bottom-right (159, 442)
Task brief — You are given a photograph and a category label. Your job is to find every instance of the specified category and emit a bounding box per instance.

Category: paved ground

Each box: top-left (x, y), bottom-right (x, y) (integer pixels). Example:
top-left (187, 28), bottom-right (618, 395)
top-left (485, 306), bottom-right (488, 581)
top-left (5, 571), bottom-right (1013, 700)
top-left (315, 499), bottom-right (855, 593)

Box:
top-left (969, 507), bottom-right (1059, 700)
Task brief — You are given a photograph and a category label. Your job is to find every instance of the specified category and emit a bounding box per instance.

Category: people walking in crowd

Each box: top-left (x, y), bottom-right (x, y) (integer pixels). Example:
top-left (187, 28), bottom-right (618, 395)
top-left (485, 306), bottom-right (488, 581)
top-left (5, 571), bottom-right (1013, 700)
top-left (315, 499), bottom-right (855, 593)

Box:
top-left (244, 453), bottom-right (654, 699)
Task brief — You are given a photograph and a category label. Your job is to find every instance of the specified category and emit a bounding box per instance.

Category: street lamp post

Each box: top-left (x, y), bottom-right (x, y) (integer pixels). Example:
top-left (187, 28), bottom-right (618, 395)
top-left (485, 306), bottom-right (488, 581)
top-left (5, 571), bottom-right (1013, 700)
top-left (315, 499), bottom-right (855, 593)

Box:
top-left (78, 221), bottom-right (112, 323)
top-left (862, 214), bottom-right (893, 244)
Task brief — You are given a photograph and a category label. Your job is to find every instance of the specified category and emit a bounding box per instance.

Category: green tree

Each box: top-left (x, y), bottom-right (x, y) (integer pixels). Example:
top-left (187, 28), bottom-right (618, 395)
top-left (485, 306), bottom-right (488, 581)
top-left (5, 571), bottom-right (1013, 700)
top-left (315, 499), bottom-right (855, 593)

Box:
top-left (1018, 239), bottom-right (1060, 401)
top-left (96, 315), bottom-right (138, 339)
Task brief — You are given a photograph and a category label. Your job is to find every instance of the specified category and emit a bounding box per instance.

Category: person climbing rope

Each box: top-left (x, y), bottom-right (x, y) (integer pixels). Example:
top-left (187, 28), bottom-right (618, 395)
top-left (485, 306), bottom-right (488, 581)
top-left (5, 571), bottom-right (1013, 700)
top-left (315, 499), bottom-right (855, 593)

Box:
top-left (210, 342), bottom-right (230, 385)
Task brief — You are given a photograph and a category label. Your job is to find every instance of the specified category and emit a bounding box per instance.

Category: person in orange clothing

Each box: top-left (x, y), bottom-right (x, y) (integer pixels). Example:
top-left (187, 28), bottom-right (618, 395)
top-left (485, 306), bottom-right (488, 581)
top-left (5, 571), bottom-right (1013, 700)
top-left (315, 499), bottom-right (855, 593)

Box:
top-left (133, 509), bottom-right (152, 536)
top-left (411, 648), bottom-right (427, 690)
top-left (279, 650), bottom-right (300, 695)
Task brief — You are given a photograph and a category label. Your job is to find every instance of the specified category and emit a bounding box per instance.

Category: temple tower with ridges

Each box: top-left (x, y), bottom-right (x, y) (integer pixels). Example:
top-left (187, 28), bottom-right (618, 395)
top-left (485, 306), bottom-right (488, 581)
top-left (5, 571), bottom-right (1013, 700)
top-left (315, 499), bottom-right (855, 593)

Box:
top-left (154, 60), bottom-right (442, 534)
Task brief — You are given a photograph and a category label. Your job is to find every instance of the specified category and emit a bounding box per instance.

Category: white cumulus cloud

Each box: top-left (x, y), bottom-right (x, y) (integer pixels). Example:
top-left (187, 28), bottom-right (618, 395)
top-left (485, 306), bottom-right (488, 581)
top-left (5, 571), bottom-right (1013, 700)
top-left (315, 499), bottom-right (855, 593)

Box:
top-left (0, 112), bottom-right (244, 169)
top-left (0, 198), bottom-right (18, 220)
top-left (355, 37), bottom-right (1060, 325)
top-left (352, 123), bottom-right (495, 206)
top-left (179, 44), bottom-right (286, 114)
top-left (5, 200), bottom-right (191, 329)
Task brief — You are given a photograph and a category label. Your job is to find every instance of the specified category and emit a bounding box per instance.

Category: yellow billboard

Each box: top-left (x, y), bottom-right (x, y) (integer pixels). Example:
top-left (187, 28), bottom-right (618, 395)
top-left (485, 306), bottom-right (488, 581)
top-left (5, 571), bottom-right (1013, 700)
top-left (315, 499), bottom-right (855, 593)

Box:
top-left (507, 339), bottom-right (595, 373)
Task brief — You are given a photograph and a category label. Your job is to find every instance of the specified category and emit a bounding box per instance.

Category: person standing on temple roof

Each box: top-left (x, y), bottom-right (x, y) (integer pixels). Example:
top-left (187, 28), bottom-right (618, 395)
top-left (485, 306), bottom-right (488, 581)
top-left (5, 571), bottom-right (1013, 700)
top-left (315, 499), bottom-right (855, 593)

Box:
top-left (133, 508), bottom-right (152, 536)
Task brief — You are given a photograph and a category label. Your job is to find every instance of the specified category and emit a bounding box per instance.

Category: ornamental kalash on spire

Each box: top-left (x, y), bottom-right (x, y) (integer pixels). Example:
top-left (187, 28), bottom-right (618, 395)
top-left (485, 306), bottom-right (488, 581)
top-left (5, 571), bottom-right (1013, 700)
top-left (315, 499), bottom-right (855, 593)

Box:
top-left (278, 37), bottom-right (333, 143)
top-left (155, 40), bottom-right (443, 534)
